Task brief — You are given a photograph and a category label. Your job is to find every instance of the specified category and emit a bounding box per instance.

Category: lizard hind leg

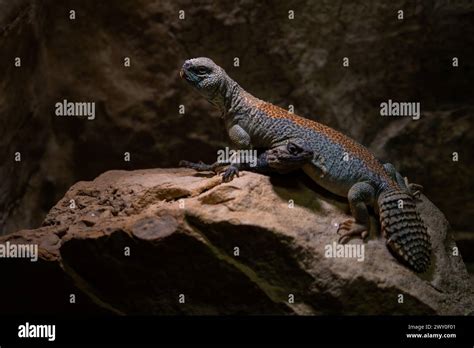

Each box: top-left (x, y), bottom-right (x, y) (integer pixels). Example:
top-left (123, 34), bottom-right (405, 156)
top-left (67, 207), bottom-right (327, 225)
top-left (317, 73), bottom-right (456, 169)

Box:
top-left (383, 163), bottom-right (422, 199)
top-left (337, 182), bottom-right (376, 244)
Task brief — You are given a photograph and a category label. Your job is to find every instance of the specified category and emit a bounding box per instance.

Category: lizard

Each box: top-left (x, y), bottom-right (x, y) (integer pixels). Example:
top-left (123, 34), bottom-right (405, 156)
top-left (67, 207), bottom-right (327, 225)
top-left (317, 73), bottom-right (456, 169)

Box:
top-left (179, 57), bottom-right (431, 273)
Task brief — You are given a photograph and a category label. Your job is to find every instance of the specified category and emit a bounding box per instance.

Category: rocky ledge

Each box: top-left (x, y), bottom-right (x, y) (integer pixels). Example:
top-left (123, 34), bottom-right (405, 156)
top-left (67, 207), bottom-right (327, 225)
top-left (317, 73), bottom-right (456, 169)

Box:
top-left (1, 168), bottom-right (472, 315)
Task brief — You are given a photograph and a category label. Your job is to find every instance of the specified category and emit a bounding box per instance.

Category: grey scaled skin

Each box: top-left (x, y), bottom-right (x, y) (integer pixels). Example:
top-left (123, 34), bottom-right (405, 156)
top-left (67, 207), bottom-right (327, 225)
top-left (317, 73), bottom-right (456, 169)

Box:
top-left (178, 57), bottom-right (431, 273)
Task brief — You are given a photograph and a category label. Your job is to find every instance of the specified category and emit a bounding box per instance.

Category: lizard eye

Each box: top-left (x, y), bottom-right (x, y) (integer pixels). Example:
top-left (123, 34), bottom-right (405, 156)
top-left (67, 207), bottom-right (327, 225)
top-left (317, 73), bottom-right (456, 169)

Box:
top-left (287, 142), bottom-right (302, 155)
top-left (195, 67), bottom-right (210, 75)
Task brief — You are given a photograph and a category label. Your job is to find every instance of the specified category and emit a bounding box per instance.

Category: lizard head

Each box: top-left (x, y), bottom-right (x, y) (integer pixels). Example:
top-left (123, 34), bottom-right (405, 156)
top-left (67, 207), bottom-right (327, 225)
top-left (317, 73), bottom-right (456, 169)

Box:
top-left (180, 57), bottom-right (228, 105)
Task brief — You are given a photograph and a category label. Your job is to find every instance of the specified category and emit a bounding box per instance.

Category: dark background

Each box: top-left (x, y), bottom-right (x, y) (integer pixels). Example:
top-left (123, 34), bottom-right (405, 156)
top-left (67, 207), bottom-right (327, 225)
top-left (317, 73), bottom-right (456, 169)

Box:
top-left (0, 0), bottom-right (473, 271)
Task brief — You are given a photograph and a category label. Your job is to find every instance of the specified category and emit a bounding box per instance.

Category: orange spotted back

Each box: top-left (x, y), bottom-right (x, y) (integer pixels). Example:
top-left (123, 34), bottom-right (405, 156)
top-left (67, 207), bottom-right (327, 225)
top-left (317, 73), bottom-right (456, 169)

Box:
top-left (248, 97), bottom-right (394, 183)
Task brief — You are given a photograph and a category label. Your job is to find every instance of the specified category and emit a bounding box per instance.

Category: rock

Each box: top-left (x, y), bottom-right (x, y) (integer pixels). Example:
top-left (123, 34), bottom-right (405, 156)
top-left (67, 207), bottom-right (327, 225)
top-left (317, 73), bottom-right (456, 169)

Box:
top-left (1, 168), bottom-right (472, 315)
top-left (1, 0), bottom-right (473, 258)
top-left (455, 231), bottom-right (474, 276)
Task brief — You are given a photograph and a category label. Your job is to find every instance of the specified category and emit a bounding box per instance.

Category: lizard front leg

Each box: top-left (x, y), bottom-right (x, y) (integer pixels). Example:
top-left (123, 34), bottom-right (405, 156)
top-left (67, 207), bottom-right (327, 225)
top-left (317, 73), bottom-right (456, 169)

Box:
top-left (218, 124), bottom-right (252, 181)
top-left (337, 181), bottom-right (376, 243)
top-left (219, 126), bottom-right (313, 179)
top-left (228, 124), bottom-right (251, 149)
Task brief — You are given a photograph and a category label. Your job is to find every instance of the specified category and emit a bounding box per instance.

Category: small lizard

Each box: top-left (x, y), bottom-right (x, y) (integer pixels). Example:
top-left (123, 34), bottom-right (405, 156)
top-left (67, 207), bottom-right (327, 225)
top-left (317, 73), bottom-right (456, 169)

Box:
top-left (179, 57), bottom-right (431, 273)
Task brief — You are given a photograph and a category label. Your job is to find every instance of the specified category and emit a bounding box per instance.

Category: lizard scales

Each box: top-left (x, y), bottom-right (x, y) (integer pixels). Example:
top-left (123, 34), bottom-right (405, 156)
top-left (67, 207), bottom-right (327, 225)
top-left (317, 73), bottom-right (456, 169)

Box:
top-left (180, 57), bottom-right (431, 273)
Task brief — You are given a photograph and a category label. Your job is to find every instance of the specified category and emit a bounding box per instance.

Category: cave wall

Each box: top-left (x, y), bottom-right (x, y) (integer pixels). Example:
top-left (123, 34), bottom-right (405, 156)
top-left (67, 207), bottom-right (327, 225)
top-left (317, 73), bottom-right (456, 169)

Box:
top-left (0, 0), bottom-right (473, 253)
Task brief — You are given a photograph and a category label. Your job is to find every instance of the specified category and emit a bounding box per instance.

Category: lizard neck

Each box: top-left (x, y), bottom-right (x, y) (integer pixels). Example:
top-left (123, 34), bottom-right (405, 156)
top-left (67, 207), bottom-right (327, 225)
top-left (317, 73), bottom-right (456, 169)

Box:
top-left (215, 78), bottom-right (256, 123)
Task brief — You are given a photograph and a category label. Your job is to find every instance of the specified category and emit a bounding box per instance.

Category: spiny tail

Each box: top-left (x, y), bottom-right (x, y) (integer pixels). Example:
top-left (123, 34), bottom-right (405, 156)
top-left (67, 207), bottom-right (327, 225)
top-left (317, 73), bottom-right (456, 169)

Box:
top-left (378, 189), bottom-right (431, 273)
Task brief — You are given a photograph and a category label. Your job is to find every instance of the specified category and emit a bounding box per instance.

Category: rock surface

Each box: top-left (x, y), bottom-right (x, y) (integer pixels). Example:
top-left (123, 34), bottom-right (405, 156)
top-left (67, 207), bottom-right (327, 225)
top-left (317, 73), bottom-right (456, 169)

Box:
top-left (1, 168), bottom-right (472, 315)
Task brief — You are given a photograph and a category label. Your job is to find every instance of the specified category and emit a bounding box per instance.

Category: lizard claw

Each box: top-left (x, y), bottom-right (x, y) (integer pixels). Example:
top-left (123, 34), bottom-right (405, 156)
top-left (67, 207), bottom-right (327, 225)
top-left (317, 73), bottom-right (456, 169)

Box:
top-left (222, 165), bottom-right (239, 182)
top-left (337, 219), bottom-right (368, 244)
top-left (404, 177), bottom-right (423, 200)
top-left (408, 183), bottom-right (423, 200)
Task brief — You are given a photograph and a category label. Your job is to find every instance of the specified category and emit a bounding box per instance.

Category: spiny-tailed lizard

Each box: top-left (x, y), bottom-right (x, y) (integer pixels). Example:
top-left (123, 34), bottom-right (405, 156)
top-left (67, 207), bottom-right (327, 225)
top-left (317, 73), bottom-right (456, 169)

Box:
top-left (179, 57), bottom-right (431, 273)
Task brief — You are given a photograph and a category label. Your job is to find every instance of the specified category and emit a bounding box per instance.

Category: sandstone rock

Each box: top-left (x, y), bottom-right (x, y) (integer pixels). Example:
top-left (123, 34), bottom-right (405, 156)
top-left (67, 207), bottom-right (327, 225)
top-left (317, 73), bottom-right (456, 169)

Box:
top-left (1, 168), bottom-right (472, 315)
top-left (1, 0), bottom-right (473, 253)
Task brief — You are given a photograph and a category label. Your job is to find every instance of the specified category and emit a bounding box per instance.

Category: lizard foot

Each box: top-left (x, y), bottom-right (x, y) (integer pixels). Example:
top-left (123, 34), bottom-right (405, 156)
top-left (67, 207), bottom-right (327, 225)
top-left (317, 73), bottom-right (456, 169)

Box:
top-left (408, 183), bottom-right (423, 200)
top-left (404, 177), bottom-right (423, 200)
top-left (222, 165), bottom-right (239, 182)
top-left (337, 219), bottom-right (368, 244)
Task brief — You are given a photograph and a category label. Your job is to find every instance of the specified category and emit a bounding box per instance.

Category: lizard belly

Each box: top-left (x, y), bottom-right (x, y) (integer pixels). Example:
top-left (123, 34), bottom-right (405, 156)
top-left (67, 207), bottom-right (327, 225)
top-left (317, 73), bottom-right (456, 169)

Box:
top-left (302, 163), bottom-right (351, 197)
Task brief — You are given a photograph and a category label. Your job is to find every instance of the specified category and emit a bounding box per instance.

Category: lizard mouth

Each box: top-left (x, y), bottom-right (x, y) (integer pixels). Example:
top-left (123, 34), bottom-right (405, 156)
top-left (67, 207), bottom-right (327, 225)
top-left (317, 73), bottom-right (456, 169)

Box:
top-left (180, 69), bottom-right (194, 83)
